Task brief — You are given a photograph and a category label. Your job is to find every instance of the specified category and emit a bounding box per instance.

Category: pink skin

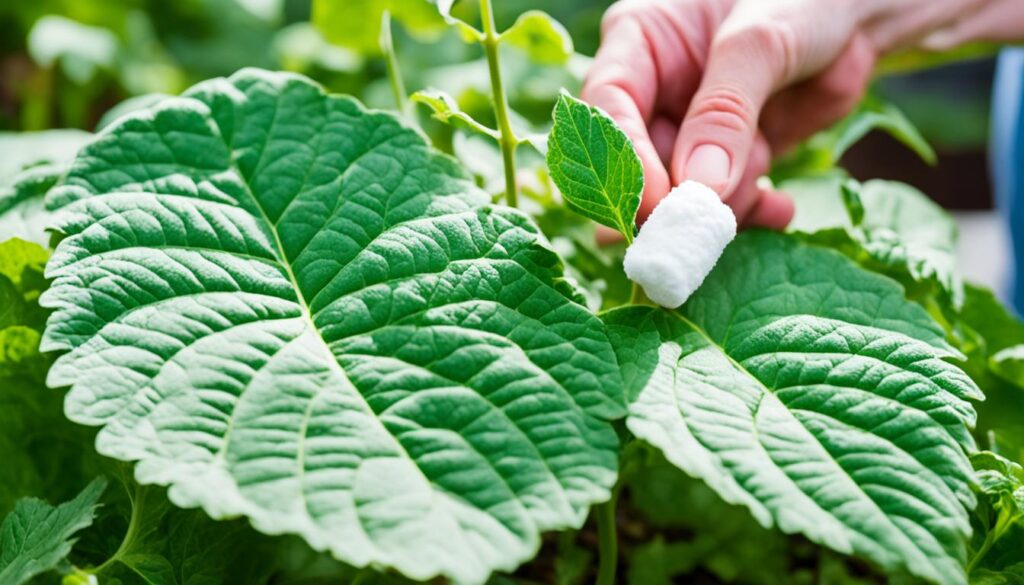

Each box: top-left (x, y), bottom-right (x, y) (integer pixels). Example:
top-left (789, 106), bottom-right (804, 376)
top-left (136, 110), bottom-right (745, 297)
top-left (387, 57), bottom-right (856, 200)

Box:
top-left (582, 0), bottom-right (1024, 232)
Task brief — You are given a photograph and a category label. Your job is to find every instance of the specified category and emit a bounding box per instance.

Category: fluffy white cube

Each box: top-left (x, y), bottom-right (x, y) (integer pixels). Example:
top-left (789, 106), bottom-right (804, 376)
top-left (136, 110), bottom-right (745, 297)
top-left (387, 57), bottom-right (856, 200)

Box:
top-left (623, 181), bottom-right (737, 308)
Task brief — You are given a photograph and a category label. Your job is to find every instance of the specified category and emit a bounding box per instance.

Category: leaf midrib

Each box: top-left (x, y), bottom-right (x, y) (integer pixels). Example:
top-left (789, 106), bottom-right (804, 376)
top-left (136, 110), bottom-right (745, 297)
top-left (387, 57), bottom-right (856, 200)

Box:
top-left (559, 98), bottom-right (633, 240)
top-left (662, 310), bottom-right (956, 579)
top-left (208, 115), bottom-right (426, 537)
top-left (213, 113), bottom-right (581, 537)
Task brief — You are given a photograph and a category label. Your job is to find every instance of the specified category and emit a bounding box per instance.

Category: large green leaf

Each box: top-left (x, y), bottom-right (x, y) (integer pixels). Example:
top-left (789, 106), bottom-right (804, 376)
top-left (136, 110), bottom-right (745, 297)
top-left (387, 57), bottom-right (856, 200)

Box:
top-left (771, 96), bottom-right (935, 183)
top-left (0, 130), bottom-right (92, 184)
top-left (959, 286), bottom-right (1024, 355)
top-left (547, 92), bottom-right (643, 241)
top-left (786, 176), bottom-right (962, 304)
top-left (953, 285), bottom-right (1024, 439)
top-left (41, 69), bottom-right (622, 585)
top-left (0, 130), bottom-right (92, 247)
top-left (0, 478), bottom-right (106, 585)
top-left (604, 231), bottom-right (981, 585)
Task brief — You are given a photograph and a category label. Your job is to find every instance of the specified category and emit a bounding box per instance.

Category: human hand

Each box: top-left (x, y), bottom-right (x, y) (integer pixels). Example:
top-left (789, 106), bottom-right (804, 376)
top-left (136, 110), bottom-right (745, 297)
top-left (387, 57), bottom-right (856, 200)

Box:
top-left (921, 0), bottom-right (1024, 50)
top-left (582, 0), bottom-right (992, 229)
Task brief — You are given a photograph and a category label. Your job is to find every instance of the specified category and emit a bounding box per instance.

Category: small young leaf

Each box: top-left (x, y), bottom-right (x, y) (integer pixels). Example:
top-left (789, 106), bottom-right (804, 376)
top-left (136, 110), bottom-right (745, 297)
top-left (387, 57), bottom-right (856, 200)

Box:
top-left (501, 11), bottom-right (574, 65)
top-left (960, 285), bottom-right (1024, 356)
top-left (0, 238), bottom-right (50, 289)
top-left (0, 478), bottom-right (106, 585)
top-left (547, 92), bottom-right (643, 241)
top-left (974, 451), bottom-right (1024, 507)
top-left (605, 231), bottom-right (980, 585)
top-left (42, 69), bottom-right (623, 585)
top-left (856, 180), bottom-right (961, 302)
top-left (429, 0), bottom-right (482, 41)
top-left (0, 239), bottom-right (51, 377)
top-left (411, 88), bottom-right (499, 138)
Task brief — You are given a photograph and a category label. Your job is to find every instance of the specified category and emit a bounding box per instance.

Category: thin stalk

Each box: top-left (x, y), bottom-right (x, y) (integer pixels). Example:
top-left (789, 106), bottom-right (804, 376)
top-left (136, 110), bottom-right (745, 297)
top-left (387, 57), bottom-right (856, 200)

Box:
top-left (630, 281), bottom-right (645, 305)
top-left (380, 10), bottom-right (408, 116)
top-left (594, 489), bottom-right (619, 585)
top-left (91, 483), bottom-right (148, 576)
top-left (968, 512), bottom-right (1013, 574)
top-left (967, 528), bottom-right (998, 574)
top-left (479, 0), bottom-right (518, 208)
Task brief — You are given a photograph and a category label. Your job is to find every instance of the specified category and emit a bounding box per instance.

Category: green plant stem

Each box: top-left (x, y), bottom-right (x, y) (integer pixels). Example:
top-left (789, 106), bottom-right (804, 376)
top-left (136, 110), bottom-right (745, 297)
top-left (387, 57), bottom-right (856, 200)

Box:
top-left (968, 529), bottom-right (998, 574)
top-left (594, 490), bottom-right (619, 585)
top-left (630, 281), bottom-right (645, 305)
top-left (380, 10), bottom-right (408, 116)
top-left (91, 483), bottom-right (148, 576)
top-left (479, 0), bottom-right (518, 208)
top-left (968, 512), bottom-right (1013, 574)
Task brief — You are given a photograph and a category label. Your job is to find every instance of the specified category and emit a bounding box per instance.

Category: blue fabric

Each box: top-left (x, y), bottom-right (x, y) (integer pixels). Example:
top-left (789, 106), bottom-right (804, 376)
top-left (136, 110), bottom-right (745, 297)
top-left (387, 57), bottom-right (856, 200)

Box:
top-left (992, 48), bottom-right (1024, 315)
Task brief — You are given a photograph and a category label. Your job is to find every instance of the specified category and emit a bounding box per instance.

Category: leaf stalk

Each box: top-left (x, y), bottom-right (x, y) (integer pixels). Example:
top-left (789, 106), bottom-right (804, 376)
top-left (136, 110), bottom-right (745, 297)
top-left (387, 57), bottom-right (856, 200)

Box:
top-left (594, 489), bottom-right (619, 585)
top-left (380, 10), bottom-right (408, 116)
top-left (90, 482), bottom-right (149, 576)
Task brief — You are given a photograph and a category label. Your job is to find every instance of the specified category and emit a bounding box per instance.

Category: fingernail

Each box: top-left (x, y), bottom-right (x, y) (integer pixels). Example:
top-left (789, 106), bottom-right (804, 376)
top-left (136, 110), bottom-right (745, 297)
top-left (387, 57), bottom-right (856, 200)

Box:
top-left (685, 144), bottom-right (731, 194)
top-left (921, 28), bottom-right (956, 51)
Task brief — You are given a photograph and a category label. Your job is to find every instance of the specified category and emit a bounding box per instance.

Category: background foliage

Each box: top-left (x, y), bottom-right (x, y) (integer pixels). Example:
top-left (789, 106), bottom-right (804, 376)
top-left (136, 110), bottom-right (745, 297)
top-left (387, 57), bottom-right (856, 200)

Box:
top-left (0, 1), bottom-right (1021, 585)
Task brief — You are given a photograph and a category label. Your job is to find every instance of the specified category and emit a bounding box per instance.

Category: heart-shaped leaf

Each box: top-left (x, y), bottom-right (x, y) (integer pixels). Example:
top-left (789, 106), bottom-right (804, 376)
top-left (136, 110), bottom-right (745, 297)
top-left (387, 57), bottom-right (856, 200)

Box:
top-left (605, 231), bottom-right (981, 585)
top-left (42, 69), bottom-right (623, 585)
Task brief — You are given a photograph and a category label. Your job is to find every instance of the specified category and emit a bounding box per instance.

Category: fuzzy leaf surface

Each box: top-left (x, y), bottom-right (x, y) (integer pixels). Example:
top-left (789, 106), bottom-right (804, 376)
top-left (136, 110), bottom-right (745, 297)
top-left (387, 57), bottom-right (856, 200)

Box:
top-left (605, 231), bottom-right (981, 585)
top-left (41, 69), bottom-right (622, 585)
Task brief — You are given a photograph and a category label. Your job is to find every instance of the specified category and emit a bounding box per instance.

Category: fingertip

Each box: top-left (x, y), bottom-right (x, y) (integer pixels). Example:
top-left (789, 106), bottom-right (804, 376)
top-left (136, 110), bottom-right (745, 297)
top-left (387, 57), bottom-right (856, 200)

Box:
top-left (596, 225), bottom-right (625, 245)
top-left (745, 190), bottom-right (795, 230)
top-left (636, 158), bottom-right (671, 225)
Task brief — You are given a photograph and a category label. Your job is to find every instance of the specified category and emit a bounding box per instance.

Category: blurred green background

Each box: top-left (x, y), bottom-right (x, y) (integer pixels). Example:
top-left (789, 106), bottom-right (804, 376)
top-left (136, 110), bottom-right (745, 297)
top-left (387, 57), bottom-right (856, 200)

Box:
top-left (0, 0), bottom-right (995, 208)
top-left (0, 0), bottom-right (612, 129)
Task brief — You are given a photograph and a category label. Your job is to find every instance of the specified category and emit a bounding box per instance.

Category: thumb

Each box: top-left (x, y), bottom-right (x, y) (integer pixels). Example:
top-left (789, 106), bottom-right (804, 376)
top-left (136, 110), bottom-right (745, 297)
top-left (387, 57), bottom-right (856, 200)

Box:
top-left (671, 22), bottom-right (793, 197)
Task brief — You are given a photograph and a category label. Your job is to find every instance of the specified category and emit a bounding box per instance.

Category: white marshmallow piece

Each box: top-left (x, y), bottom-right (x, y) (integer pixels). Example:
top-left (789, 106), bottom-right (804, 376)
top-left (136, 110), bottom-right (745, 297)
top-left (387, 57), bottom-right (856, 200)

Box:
top-left (623, 181), bottom-right (737, 308)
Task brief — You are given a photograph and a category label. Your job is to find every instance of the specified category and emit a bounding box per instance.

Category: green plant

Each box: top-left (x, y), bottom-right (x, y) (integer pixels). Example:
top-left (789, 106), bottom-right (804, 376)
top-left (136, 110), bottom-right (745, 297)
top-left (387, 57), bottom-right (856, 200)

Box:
top-left (1, 2), bottom-right (1023, 585)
